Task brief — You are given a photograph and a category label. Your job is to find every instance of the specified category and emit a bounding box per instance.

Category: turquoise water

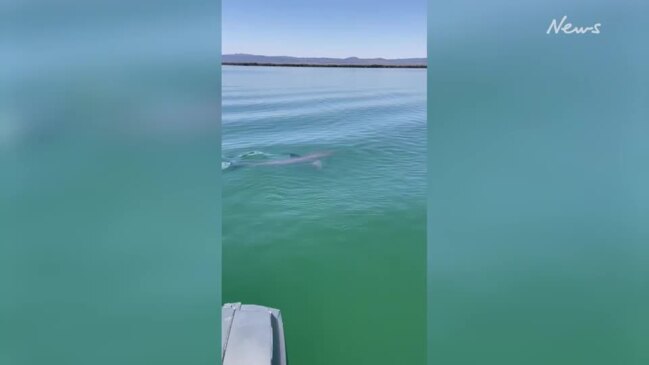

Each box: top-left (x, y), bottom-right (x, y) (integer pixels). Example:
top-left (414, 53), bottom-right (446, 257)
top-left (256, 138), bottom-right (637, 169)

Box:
top-left (222, 66), bottom-right (426, 364)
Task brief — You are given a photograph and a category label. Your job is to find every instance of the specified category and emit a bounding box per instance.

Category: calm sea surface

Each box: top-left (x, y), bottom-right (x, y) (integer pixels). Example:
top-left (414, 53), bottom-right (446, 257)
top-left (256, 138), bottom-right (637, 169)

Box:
top-left (222, 65), bottom-right (426, 364)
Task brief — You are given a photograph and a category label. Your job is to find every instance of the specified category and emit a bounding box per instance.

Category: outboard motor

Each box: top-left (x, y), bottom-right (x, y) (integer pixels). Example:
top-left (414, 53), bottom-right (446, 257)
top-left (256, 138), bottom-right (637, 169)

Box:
top-left (222, 303), bottom-right (287, 365)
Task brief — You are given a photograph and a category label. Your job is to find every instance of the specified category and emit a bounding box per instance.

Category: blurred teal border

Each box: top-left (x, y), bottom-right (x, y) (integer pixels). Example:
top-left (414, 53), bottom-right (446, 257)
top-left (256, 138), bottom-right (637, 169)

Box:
top-left (428, 1), bottom-right (648, 364)
top-left (2, 1), bottom-right (222, 364)
top-left (217, 0), bottom-right (223, 362)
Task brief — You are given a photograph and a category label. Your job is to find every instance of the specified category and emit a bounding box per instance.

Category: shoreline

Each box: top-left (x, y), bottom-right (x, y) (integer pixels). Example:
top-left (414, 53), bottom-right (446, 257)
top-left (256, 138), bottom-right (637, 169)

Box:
top-left (222, 62), bottom-right (426, 69)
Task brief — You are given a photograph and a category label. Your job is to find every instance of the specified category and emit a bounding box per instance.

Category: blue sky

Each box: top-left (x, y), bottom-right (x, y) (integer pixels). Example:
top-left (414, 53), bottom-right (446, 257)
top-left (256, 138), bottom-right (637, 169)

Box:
top-left (223, 0), bottom-right (426, 58)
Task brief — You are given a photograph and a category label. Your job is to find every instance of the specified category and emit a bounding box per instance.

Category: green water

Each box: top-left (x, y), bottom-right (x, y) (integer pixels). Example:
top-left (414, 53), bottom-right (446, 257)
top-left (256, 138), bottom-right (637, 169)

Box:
top-left (222, 66), bottom-right (426, 364)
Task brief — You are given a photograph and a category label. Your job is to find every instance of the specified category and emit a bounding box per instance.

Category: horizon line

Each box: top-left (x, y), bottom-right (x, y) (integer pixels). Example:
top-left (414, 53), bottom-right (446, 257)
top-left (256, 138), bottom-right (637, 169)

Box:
top-left (222, 62), bottom-right (427, 69)
top-left (223, 53), bottom-right (427, 60)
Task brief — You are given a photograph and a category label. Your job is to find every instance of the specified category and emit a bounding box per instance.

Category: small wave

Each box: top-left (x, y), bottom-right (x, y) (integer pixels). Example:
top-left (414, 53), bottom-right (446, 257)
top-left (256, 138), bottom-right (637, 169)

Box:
top-left (223, 150), bottom-right (276, 171)
top-left (238, 150), bottom-right (274, 160)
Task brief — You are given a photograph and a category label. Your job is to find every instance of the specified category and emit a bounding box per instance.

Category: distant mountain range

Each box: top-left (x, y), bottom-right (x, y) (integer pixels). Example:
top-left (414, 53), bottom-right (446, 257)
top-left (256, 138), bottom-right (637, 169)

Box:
top-left (222, 54), bottom-right (427, 67)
